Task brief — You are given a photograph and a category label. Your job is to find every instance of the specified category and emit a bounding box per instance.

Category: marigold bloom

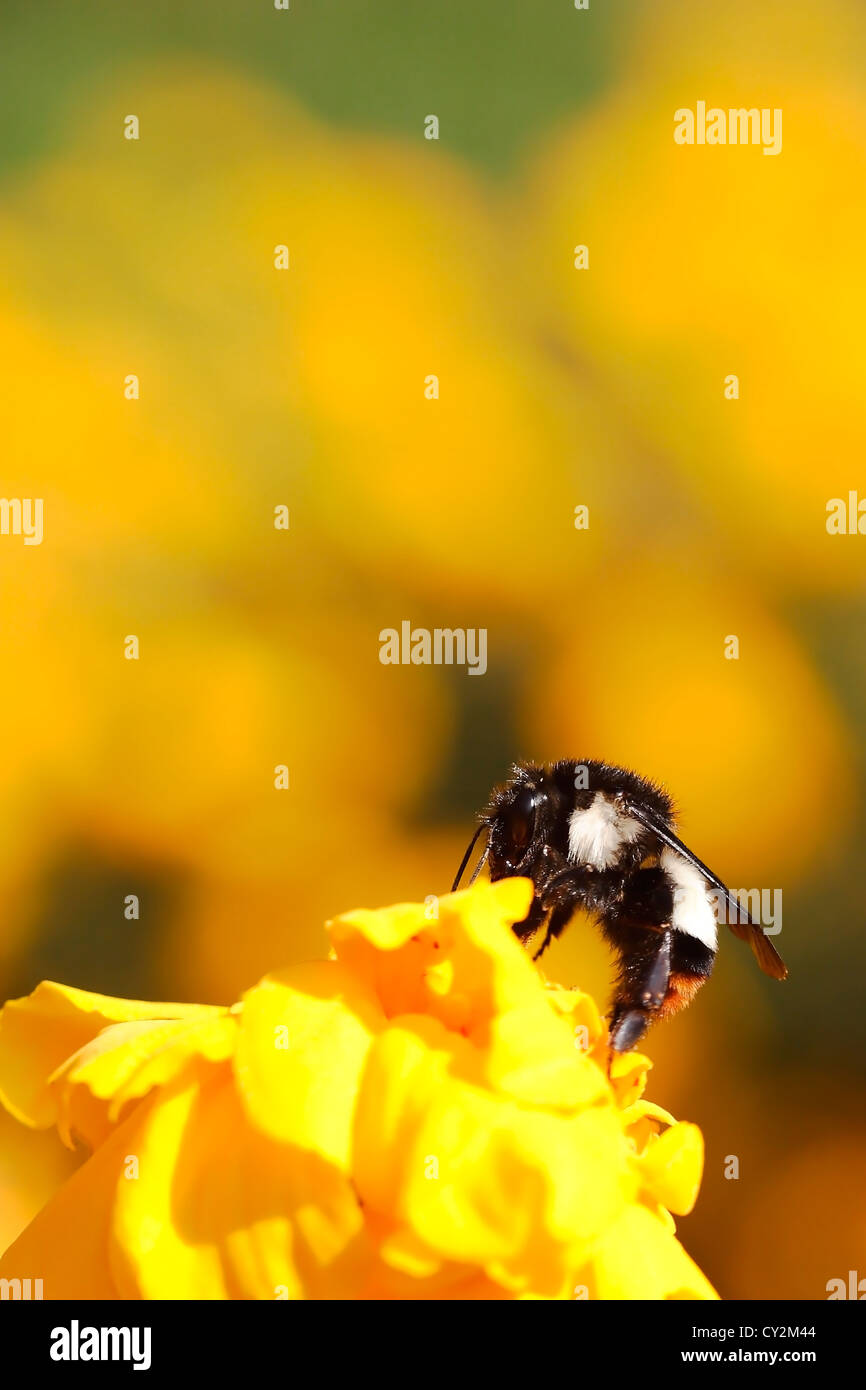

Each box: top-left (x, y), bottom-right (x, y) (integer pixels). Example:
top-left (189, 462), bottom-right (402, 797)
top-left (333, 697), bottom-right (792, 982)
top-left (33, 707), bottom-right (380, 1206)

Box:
top-left (0, 879), bottom-right (716, 1300)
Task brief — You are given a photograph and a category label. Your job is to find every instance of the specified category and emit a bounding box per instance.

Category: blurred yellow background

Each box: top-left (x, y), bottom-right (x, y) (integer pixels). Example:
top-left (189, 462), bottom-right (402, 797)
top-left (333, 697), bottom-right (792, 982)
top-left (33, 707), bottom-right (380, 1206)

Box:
top-left (1, 0), bottom-right (864, 1299)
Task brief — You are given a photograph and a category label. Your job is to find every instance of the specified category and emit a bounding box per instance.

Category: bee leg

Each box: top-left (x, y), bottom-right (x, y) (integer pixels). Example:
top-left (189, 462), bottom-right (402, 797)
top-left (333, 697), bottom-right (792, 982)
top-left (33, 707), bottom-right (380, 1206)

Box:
top-left (608, 1007), bottom-right (652, 1052)
top-left (532, 931), bottom-right (551, 961)
top-left (531, 899), bottom-right (576, 960)
top-left (508, 845), bottom-right (572, 955)
top-left (511, 892), bottom-right (548, 947)
top-left (527, 863), bottom-right (629, 960)
top-left (609, 928), bottom-right (673, 1052)
top-left (530, 864), bottom-right (600, 959)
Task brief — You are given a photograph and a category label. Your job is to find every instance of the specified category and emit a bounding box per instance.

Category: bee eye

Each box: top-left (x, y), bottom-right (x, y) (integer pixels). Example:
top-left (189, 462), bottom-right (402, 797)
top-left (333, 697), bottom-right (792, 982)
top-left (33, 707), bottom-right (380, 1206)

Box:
top-left (506, 787), bottom-right (538, 852)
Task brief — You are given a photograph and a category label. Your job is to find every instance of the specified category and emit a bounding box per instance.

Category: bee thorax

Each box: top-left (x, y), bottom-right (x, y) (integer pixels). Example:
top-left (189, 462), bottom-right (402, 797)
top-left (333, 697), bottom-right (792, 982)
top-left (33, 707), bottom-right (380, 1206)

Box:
top-left (567, 792), bottom-right (643, 870)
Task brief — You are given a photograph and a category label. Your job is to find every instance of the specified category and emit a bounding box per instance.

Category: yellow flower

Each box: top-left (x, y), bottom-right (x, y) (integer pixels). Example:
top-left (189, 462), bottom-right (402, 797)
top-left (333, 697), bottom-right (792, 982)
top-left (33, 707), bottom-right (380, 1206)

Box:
top-left (0, 880), bottom-right (716, 1300)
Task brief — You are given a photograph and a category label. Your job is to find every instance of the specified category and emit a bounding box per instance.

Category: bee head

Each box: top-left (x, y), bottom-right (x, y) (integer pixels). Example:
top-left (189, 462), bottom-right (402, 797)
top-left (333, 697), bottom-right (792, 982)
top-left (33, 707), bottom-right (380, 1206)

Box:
top-left (475, 761), bottom-right (569, 882)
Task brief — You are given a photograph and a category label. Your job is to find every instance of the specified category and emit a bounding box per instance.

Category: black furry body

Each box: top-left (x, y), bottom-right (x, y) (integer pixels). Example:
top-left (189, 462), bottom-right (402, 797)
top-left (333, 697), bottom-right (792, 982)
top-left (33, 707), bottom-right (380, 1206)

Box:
top-left (454, 759), bottom-right (786, 1051)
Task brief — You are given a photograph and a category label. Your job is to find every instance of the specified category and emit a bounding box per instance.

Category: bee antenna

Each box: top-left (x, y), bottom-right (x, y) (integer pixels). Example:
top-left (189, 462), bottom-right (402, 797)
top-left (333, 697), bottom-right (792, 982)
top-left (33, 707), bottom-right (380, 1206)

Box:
top-left (466, 842), bottom-right (490, 886)
top-left (451, 822), bottom-right (489, 892)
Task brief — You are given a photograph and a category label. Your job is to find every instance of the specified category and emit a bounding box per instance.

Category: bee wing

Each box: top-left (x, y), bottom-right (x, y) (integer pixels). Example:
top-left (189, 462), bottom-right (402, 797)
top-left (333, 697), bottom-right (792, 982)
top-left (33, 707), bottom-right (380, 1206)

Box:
top-left (626, 805), bottom-right (788, 981)
top-left (725, 912), bottom-right (788, 979)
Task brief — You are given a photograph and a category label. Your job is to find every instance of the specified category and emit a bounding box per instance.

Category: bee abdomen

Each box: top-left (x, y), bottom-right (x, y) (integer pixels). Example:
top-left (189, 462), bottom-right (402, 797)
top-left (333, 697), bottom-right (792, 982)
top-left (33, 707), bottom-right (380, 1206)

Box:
top-left (657, 933), bottom-right (715, 1018)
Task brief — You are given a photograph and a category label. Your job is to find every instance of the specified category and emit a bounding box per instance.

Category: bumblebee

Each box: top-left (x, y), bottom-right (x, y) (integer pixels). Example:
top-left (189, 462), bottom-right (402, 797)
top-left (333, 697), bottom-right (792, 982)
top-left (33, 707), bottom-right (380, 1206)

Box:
top-left (453, 759), bottom-right (787, 1050)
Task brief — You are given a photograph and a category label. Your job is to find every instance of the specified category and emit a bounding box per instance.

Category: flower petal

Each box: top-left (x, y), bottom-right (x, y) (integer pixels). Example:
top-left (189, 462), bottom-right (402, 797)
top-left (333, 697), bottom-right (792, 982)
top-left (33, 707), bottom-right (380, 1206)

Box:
top-left (49, 1013), bottom-right (239, 1149)
top-left (0, 980), bottom-right (223, 1130)
top-left (0, 1094), bottom-right (159, 1298)
top-left (110, 1066), bottom-right (369, 1300)
top-left (638, 1121), bottom-right (704, 1216)
top-left (328, 879), bottom-right (537, 1031)
top-left (608, 1048), bottom-right (653, 1110)
top-left (481, 1001), bottom-right (608, 1109)
top-left (582, 1203), bottom-right (718, 1301)
top-left (620, 1098), bottom-right (678, 1156)
top-left (352, 1016), bottom-right (634, 1295)
top-left (233, 962), bottom-right (383, 1170)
